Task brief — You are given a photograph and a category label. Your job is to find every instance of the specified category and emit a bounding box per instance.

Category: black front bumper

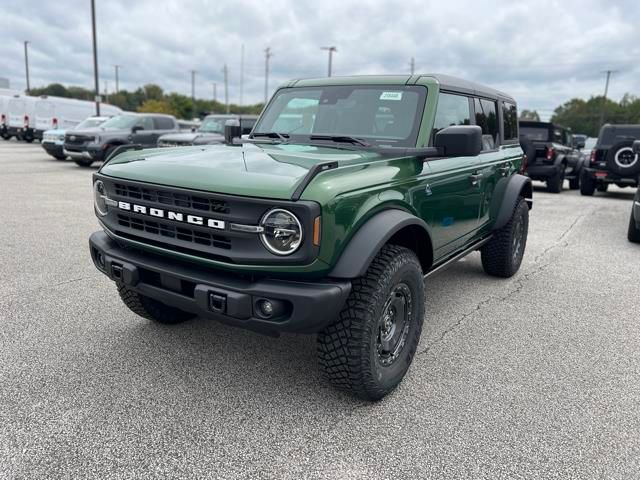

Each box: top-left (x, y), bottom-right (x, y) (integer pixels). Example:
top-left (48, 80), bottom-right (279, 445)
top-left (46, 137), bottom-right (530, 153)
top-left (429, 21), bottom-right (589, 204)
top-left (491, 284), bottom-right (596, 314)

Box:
top-left (89, 231), bottom-right (351, 335)
top-left (42, 142), bottom-right (64, 158)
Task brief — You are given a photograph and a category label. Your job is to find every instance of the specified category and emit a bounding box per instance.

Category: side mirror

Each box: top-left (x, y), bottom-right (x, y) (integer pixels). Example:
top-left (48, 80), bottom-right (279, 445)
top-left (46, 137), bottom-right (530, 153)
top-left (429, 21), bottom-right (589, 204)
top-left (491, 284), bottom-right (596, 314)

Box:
top-left (224, 119), bottom-right (242, 145)
top-left (434, 125), bottom-right (482, 157)
top-left (131, 125), bottom-right (144, 134)
top-left (633, 140), bottom-right (640, 155)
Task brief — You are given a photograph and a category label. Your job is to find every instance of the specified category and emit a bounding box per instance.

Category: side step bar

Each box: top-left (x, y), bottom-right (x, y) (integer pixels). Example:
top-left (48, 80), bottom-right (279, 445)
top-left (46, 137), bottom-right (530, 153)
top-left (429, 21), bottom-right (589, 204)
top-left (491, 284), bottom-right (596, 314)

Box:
top-left (424, 235), bottom-right (493, 279)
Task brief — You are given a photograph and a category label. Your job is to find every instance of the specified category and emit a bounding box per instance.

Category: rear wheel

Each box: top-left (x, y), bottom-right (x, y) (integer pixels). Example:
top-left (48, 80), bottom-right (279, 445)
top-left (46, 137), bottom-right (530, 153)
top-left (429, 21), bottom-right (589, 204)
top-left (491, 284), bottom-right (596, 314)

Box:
top-left (546, 167), bottom-right (565, 193)
top-left (580, 170), bottom-right (596, 196)
top-left (628, 212), bottom-right (640, 243)
top-left (117, 283), bottom-right (196, 324)
top-left (481, 197), bottom-right (529, 278)
top-left (317, 245), bottom-right (425, 401)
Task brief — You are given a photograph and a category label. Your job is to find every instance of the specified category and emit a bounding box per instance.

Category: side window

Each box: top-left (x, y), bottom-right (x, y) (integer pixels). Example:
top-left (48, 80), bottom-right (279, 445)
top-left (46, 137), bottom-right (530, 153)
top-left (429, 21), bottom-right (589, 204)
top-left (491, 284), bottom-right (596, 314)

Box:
top-left (135, 117), bottom-right (154, 130)
top-left (433, 93), bottom-right (471, 138)
top-left (474, 98), bottom-right (498, 150)
top-left (153, 116), bottom-right (175, 130)
top-left (502, 102), bottom-right (518, 141)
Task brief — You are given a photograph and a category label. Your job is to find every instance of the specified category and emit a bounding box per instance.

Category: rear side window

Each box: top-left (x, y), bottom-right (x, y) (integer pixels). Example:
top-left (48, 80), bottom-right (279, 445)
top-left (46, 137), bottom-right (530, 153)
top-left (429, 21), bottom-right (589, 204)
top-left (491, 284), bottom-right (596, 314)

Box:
top-left (433, 93), bottom-right (471, 136)
top-left (502, 102), bottom-right (518, 140)
top-left (153, 116), bottom-right (175, 130)
top-left (474, 98), bottom-right (498, 149)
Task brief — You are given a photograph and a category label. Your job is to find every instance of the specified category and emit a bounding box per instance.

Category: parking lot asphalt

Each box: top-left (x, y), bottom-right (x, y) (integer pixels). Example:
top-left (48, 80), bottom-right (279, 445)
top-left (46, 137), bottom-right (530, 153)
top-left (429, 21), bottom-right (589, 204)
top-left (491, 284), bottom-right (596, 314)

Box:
top-left (1, 140), bottom-right (639, 479)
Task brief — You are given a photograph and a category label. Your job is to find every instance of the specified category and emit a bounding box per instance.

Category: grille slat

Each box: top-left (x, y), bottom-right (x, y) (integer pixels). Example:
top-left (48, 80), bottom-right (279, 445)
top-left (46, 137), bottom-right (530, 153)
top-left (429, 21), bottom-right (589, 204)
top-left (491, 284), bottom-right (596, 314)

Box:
top-left (117, 214), bottom-right (232, 250)
top-left (115, 183), bottom-right (229, 214)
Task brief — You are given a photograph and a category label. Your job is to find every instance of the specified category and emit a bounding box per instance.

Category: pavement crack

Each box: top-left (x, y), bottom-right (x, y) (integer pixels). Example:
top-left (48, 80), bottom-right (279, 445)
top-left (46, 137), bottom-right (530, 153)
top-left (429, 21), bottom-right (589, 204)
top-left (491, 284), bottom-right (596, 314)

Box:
top-left (417, 209), bottom-right (590, 358)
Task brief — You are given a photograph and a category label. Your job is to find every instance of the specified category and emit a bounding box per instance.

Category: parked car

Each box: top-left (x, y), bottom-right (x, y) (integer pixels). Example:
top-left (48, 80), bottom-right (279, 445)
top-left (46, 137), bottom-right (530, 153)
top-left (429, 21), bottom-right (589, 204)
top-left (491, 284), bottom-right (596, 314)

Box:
top-left (581, 124), bottom-right (640, 196)
top-left (519, 121), bottom-right (584, 192)
top-left (157, 114), bottom-right (258, 147)
top-left (3, 95), bottom-right (36, 142)
top-left (64, 113), bottom-right (180, 167)
top-left (177, 119), bottom-right (200, 132)
top-left (88, 74), bottom-right (531, 400)
top-left (41, 116), bottom-right (112, 160)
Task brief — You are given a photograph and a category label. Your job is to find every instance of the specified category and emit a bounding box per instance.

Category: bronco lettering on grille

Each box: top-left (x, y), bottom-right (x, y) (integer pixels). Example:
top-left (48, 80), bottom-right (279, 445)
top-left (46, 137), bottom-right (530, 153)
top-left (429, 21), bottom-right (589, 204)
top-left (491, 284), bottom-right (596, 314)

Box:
top-left (117, 201), bottom-right (225, 230)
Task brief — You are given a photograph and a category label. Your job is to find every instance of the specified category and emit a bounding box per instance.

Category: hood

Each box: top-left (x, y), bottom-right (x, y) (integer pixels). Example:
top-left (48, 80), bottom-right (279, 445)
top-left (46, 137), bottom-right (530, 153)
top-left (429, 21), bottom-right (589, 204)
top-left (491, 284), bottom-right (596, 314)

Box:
top-left (100, 143), bottom-right (383, 200)
top-left (158, 132), bottom-right (225, 144)
top-left (43, 129), bottom-right (67, 136)
top-left (70, 127), bottom-right (109, 136)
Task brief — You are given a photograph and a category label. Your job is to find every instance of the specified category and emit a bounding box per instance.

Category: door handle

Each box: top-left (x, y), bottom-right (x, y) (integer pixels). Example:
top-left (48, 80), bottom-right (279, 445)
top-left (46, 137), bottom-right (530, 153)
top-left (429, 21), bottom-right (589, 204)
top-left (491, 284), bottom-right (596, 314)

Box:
top-left (469, 173), bottom-right (483, 186)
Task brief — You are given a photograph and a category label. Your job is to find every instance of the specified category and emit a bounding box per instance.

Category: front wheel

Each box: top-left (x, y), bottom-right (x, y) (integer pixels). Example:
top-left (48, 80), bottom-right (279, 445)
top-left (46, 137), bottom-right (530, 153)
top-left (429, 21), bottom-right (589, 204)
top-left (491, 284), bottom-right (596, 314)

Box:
top-left (74, 158), bottom-right (94, 167)
top-left (481, 197), bottom-right (529, 278)
top-left (117, 283), bottom-right (196, 324)
top-left (317, 245), bottom-right (425, 401)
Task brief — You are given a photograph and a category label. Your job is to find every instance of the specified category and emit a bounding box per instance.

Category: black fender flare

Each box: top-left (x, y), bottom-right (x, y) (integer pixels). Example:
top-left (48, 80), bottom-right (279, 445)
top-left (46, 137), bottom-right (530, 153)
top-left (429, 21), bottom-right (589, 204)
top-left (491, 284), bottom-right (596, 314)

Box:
top-left (492, 174), bottom-right (532, 231)
top-left (329, 209), bottom-right (432, 279)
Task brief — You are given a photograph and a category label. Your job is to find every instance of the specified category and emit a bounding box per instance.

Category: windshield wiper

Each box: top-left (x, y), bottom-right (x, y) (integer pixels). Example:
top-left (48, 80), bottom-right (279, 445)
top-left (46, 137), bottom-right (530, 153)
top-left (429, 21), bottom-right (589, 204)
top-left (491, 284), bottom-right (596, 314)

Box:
top-left (252, 132), bottom-right (289, 142)
top-left (309, 135), bottom-right (371, 147)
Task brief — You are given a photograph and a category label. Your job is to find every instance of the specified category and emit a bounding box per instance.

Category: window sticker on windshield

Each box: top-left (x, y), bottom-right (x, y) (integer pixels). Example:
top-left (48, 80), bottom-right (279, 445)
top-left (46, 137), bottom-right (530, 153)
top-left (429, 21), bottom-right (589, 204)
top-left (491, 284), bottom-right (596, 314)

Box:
top-left (380, 91), bottom-right (403, 101)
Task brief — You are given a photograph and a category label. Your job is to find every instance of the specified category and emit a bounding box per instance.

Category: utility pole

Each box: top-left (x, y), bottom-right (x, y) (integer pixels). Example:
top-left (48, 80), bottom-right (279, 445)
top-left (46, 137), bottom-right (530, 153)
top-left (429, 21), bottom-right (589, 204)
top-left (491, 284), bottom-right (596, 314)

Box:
top-left (212, 82), bottom-right (217, 103)
top-left (239, 44), bottom-right (245, 105)
top-left (223, 64), bottom-right (229, 114)
top-left (114, 64), bottom-right (120, 93)
top-left (321, 46), bottom-right (337, 77)
top-left (410, 57), bottom-right (415, 75)
top-left (24, 41), bottom-right (31, 94)
top-left (190, 70), bottom-right (196, 119)
top-left (104, 80), bottom-right (109, 103)
top-left (598, 70), bottom-right (617, 130)
top-left (264, 47), bottom-right (273, 104)
top-left (90, 0), bottom-right (100, 115)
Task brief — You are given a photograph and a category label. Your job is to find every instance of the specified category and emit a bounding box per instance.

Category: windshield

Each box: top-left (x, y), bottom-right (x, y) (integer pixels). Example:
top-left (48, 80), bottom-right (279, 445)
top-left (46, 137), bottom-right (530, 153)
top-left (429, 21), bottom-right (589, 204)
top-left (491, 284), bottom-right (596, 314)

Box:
top-left (254, 85), bottom-right (426, 147)
top-left (99, 115), bottom-right (140, 130)
top-left (584, 137), bottom-right (597, 150)
top-left (75, 118), bottom-right (105, 130)
top-left (199, 116), bottom-right (228, 133)
top-left (520, 126), bottom-right (549, 141)
top-left (598, 126), bottom-right (640, 147)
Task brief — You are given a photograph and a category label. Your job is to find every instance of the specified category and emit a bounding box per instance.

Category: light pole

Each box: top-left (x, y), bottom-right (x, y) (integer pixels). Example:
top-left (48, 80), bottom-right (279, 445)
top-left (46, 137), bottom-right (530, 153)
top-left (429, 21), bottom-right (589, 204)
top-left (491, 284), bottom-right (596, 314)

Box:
top-left (114, 64), bottom-right (121, 93)
top-left (264, 47), bottom-right (273, 104)
top-left (24, 41), bottom-right (31, 94)
top-left (190, 70), bottom-right (196, 119)
top-left (239, 43), bottom-right (244, 105)
top-left (223, 64), bottom-right (229, 114)
top-left (598, 70), bottom-right (617, 130)
top-left (321, 46), bottom-right (337, 77)
top-left (212, 82), bottom-right (217, 103)
top-left (410, 57), bottom-right (415, 75)
top-left (90, 0), bottom-right (100, 115)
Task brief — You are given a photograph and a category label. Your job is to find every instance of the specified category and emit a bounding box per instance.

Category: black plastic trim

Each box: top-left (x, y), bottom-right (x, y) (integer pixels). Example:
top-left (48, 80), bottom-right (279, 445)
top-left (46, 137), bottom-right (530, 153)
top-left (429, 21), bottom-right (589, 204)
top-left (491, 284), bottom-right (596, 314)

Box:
top-left (492, 174), bottom-right (532, 231)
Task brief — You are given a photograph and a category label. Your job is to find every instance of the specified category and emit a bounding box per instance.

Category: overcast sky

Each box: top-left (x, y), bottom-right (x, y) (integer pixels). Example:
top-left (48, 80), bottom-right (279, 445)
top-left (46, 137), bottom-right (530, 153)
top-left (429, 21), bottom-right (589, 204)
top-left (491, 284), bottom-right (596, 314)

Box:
top-left (2, 0), bottom-right (639, 119)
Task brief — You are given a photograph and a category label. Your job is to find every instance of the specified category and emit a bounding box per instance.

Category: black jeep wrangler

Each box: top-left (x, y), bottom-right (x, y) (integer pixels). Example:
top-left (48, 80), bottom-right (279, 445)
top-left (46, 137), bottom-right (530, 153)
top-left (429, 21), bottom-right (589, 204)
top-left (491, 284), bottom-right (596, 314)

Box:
top-left (519, 121), bottom-right (584, 192)
top-left (581, 124), bottom-right (640, 196)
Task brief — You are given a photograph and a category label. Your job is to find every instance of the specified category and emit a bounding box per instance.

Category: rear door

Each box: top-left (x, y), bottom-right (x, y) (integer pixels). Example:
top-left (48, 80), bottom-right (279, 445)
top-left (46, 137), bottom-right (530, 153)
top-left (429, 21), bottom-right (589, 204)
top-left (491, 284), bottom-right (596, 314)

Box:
top-left (129, 116), bottom-right (156, 146)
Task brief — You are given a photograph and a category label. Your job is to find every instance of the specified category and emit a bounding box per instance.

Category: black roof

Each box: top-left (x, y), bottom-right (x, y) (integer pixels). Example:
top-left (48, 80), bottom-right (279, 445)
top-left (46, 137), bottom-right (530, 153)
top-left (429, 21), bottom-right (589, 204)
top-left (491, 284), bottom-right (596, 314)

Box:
top-left (425, 74), bottom-right (515, 102)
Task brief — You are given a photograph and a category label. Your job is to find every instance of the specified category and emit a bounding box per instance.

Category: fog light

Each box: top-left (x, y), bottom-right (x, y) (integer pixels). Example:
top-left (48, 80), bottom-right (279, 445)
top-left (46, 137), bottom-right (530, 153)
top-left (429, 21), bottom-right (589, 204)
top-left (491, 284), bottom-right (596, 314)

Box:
top-left (258, 299), bottom-right (274, 317)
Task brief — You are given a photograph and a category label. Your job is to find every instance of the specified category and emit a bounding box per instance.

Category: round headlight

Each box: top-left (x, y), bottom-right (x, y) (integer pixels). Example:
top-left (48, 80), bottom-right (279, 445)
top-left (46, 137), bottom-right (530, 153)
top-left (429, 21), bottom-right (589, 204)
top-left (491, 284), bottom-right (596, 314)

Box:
top-left (93, 180), bottom-right (108, 216)
top-left (260, 209), bottom-right (303, 255)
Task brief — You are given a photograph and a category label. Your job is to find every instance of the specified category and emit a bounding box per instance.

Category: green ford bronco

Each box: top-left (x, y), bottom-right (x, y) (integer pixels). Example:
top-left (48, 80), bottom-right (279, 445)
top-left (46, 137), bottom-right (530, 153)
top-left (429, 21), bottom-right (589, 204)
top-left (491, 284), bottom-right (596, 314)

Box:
top-left (89, 74), bottom-right (532, 400)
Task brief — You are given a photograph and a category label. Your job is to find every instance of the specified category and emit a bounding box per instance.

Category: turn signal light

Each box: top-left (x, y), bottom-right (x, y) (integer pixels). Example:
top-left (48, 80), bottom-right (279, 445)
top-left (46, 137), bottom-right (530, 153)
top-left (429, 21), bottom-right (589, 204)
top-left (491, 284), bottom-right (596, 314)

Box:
top-left (590, 149), bottom-right (597, 164)
top-left (313, 216), bottom-right (321, 246)
top-left (546, 147), bottom-right (555, 161)
top-left (23, 115), bottom-right (29, 127)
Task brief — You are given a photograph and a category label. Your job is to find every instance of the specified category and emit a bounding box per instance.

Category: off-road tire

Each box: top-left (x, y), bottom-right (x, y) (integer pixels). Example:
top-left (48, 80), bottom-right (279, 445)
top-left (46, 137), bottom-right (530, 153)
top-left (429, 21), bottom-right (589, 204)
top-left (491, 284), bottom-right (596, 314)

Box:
top-left (628, 212), bottom-right (640, 243)
top-left (317, 245), bottom-right (425, 401)
top-left (580, 170), bottom-right (596, 196)
top-left (117, 283), bottom-right (196, 324)
top-left (546, 167), bottom-right (565, 193)
top-left (481, 197), bottom-right (529, 278)
top-left (74, 158), bottom-right (94, 167)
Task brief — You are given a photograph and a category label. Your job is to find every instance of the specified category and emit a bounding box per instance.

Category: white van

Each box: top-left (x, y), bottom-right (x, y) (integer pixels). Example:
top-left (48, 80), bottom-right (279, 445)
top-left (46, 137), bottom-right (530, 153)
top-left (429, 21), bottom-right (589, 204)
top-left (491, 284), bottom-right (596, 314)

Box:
top-left (31, 96), bottom-right (122, 141)
top-left (5, 95), bottom-right (37, 142)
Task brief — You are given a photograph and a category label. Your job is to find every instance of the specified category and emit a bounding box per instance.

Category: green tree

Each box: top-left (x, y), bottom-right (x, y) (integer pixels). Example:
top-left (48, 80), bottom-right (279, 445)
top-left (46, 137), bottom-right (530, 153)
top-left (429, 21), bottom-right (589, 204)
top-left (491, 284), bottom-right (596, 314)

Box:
top-left (137, 99), bottom-right (178, 116)
top-left (519, 109), bottom-right (540, 121)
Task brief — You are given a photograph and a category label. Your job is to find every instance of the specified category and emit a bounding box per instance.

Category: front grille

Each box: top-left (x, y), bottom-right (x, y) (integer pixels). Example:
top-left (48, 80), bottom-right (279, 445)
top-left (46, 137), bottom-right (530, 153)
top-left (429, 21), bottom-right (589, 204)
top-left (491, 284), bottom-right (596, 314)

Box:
top-left (114, 183), bottom-right (229, 214)
top-left (117, 214), bottom-right (232, 250)
top-left (65, 134), bottom-right (92, 145)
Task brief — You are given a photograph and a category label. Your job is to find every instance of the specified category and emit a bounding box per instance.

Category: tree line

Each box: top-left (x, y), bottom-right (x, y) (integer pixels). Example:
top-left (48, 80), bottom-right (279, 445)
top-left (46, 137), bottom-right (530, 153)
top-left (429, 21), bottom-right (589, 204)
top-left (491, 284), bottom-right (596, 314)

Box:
top-left (29, 83), bottom-right (264, 119)
top-left (521, 94), bottom-right (640, 137)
